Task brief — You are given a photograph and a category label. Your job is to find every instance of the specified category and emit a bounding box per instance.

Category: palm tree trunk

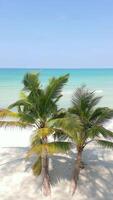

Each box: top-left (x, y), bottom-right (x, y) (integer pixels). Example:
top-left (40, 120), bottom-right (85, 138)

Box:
top-left (41, 134), bottom-right (51, 196)
top-left (41, 153), bottom-right (51, 196)
top-left (71, 148), bottom-right (83, 195)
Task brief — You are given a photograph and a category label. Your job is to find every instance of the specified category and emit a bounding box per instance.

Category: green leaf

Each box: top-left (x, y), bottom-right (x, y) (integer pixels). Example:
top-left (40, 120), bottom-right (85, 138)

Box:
top-left (51, 115), bottom-right (82, 142)
top-left (45, 142), bottom-right (71, 154)
top-left (97, 140), bottom-right (113, 149)
top-left (88, 125), bottom-right (103, 138)
top-left (35, 127), bottom-right (55, 138)
top-left (8, 99), bottom-right (31, 110)
top-left (97, 126), bottom-right (113, 138)
top-left (0, 109), bottom-right (19, 118)
top-left (44, 74), bottom-right (69, 107)
top-left (71, 85), bottom-right (102, 119)
top-left (32, 156), bottom-right (42, 176)
top-left (88, 125), bottom-right (113, 139)
top-left (90, 107), bottom-right (113, 123)
top-left (31, 128), bottom-right (55, 146)
top-left (28, 144), bottom-right (43, 156)
top-left (28, 142), bottom-right (71, 156)
top-left (23, 73), bottom-right (40, 92)
top-left (0, 121), bottom-right (30, 128)
top-left (19, 91), bottom-right (27, 99)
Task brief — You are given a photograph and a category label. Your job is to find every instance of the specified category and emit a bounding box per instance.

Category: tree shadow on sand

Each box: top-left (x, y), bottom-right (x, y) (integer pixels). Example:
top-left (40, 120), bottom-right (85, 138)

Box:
top-left (0, 147), bottom-right (113, 199)
top-left (0, 147), bottom-right (28, 174)
top-left (77, 148), bottom-right (113, 200)
top-left (48, 147), bottom-right (113, 200)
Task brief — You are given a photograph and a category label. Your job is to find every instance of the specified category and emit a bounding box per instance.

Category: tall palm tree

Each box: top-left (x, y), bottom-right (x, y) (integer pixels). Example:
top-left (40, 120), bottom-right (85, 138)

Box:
top-left (0, 72), bottom-right (71, 196)
top-left (53, 86), bottom-right (113, 194)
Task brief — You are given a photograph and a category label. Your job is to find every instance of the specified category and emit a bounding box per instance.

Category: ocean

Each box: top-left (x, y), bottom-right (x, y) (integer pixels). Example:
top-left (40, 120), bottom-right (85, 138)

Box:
top-left (0, 68), bottom-right (113, 147)
top-left (0, 68), bottom-right (113, 109)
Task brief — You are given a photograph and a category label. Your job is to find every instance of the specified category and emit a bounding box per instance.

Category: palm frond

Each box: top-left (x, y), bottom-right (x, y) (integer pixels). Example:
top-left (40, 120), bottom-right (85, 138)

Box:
top-left (97, 140), bottom-right (113, 149)
top-left (34, 128), bottom-right (55, 139)
top-left (31, 134), bottom-right (41, 147)
top-left (88, 125), bottom-right (113, 139)
top-left (44, 74), bottom-right (69, 107)
top-left (46, 142), bottom-right (71, 154)
top-left (31, 127), bottom-right (55, 146)
top-left (32, 156), bottom-right (42, 176)
top-left (0, 109), bottom-right (19, 118)
top-left (71, 86), bottom-right (102, 115)
top-left (23, 73), bottom-right (41, 92)
top-left (90, 107), bottom-right (113, 124)
top-left (52, 108), bottom-right (67, 119)
top-left (8, 99), bottom-right (31, 110)
top-left (51, 115), bottom-right (82, 142)
top-left (18, 113), bottom-right (36, 124)
top-left (0, 121), bottom-right (30, 128)
top-left (19, 91), bottom-right (27, 99)
top-left (28, 142), bottom-right (71, 156)
top-left (97, 126), bottom-right (113, 138)
top-left (53, 128), bottom-right (68, 141)
top-left (28, 144), bottom-right (42, 156)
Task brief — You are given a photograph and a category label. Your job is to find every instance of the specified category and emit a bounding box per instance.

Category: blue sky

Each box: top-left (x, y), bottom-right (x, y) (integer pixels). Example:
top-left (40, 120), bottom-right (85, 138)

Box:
top-left (0, 0), bottom-right (113, 68)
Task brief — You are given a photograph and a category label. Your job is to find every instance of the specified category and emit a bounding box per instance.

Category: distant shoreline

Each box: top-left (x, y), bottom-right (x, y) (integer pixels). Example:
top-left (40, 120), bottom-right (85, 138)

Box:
top-left (0, 67), bottom-right (113, 70)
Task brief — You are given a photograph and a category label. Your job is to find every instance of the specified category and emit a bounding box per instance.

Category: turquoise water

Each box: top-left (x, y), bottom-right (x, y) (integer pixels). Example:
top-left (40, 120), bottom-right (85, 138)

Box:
top-left (0, 68), bottom-right (113, 108)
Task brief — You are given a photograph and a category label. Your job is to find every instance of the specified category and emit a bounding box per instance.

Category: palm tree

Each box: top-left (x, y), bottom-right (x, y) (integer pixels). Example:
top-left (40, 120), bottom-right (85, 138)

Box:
top-left (0, 72), bottom-right (71, 196)
top-left (53, 86), bottom-right (113, 194)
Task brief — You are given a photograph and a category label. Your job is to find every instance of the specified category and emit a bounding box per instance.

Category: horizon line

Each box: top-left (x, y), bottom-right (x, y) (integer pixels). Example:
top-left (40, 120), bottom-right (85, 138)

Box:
top-left (0, 66), bottom-right (113, 70)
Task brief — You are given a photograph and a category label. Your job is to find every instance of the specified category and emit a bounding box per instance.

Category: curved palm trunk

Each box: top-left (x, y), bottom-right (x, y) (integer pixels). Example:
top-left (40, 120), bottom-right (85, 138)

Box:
top-left (71, 147), bottom-right (83, 195)
top-left (41, 136), bottom-right (51, 196)
top-left (41, 154), bottom-right (51, 196)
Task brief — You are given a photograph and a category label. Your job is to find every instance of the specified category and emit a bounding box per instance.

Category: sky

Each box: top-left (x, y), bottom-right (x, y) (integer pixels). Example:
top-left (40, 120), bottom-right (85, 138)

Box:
top-left (0, 0), bottom-right (113, 68)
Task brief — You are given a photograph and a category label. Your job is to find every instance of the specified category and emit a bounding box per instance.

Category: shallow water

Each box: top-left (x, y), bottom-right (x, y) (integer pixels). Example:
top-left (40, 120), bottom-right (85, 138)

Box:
top-left (0, 68), bottom-right (113, 108)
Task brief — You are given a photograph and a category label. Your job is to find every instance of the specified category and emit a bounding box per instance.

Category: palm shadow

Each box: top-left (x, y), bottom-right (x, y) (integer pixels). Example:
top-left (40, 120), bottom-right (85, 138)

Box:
top-left (1, 146), bottom-right (113, 199)
top-left (49, 147), bottom-right (113, 199)
top-left (49, 154), bottom-right (75, 185)
top-left (0, 147), bottom-right (28, 174)
top-left (76, 147), bottom-right (113, 200)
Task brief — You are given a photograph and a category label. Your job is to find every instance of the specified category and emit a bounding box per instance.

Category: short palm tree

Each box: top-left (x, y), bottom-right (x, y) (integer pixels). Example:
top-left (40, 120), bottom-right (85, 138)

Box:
top-left (0, 72), bottom-right (71, 196)
top-left (53, 86), bottom-right (113, 194)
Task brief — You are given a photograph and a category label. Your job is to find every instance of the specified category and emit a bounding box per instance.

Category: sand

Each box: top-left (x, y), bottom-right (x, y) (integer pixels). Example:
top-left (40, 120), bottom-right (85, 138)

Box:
top-left (0, 120), bottom-right (113, 200)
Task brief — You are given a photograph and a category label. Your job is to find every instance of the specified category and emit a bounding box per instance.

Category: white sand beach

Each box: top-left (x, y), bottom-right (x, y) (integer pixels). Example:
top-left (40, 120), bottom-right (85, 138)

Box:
top-left (0, 119), bottom-right (113, 200)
